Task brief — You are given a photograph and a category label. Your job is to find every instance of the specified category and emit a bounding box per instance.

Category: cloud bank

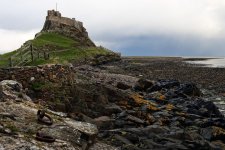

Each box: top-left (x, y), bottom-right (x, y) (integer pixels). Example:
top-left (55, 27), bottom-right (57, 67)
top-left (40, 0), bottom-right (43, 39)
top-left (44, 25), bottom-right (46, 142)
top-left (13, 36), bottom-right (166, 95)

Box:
top-left (1, 0), bottom-right (225, 56)
top-left (0, 29), bottom-right (38, 53)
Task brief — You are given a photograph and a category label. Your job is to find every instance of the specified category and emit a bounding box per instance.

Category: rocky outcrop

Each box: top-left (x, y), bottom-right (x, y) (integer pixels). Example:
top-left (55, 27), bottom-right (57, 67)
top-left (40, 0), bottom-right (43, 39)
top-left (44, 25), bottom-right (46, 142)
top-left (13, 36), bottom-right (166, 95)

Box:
top-left (91, 53), bottom-right (121, 66)
top-left (41, 10), bottom-right (95, 47)
top-left (0, 80), bottom-right (31, 102)
top-left (0, 80), bottom-right (117, 150)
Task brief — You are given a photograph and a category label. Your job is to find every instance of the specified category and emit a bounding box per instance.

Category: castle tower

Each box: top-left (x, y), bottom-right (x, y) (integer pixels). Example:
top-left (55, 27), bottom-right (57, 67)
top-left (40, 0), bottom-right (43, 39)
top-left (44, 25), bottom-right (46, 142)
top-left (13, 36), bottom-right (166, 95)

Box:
top-left (47, 10), bottom-right (61, 18)
top-left (42, 10), bottom-right (95, 47)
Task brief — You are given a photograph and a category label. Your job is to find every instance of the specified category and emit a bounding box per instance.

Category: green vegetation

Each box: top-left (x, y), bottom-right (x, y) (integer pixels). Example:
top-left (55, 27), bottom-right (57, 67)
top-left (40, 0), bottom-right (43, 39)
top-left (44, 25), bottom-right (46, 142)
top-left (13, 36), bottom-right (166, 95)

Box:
top-left (5, 123), bottom-right (19, 133)
top-left (0, 51), bottom-right (17, 67)
top-left (32, 32), bottom-right (78, 49)
top-left (31, 81), bottom-right (57, 91)
top-left (31, 82), bottom-right (46, 91)
top-left (1, 51), bottom-right (17, 58)
top-left (28, 46), bottom-right (112, 66)
top-left (0, 32), bottom-right (115, 67)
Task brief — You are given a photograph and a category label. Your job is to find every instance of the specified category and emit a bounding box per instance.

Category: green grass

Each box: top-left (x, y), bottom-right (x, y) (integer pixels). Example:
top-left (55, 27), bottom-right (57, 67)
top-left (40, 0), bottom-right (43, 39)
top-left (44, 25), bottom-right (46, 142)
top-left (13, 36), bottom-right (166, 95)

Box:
top-left (32, 32), bottom-right (79, 49)
top-left (0, 51), bottom-right (17, 67)
top-left (31, 81), bottom-right (56, 91)
top-left (0, 32), bottom-right (114, 67)
top-left (1, 51), bottom-right (17, 58)
top-left (28, 47), bottom-right (113, 65)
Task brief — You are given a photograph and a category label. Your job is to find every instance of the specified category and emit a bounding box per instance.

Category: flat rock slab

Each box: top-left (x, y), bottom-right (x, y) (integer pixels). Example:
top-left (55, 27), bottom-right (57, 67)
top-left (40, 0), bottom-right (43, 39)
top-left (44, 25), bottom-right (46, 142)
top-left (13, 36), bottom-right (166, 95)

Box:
top-left (64, 118), bottom-right (98, 135)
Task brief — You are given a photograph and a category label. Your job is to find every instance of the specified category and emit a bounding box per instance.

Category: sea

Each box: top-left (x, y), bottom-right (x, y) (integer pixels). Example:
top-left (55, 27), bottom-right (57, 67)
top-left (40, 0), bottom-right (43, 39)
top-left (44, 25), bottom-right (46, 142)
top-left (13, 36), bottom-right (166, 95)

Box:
top-left (183, 57), bottom-right (225, 114)
top-left (184, 57), bottom-right (225, 68)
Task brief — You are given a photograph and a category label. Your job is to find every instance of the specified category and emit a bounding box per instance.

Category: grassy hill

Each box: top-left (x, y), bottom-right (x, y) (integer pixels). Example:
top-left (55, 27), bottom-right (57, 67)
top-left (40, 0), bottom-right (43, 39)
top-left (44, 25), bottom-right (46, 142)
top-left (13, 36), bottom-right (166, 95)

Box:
top-left (0, 32), bottom-right (118, 67)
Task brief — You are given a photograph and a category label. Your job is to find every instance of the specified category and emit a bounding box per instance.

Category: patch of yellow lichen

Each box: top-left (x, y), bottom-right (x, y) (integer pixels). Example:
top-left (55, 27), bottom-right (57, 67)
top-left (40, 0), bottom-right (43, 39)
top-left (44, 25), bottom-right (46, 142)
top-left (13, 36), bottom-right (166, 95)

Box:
top-left (130, 94), bottom-right (159, 111)
top-left (159, 95), bottom-right (166, 100)
top-left (211, 140), bottom-right (225, 149)
top-left (176, 112), bottom-right (187, 117)
top-left (166, 104), bottom-right (175, 111)
top-left (117, 101), bottom-right (128, 106)
top-left (212, 126), bottom-right (225, 137)
top-left (148, 105), bottom-right (159, 111)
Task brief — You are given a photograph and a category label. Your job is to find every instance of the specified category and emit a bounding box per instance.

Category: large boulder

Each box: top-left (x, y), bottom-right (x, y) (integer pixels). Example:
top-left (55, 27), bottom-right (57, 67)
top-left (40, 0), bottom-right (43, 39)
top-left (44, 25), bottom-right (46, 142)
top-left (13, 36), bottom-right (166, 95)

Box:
top-left (134, 78), bottom-right (154, 91)
top-left (0, 80), bottom-right (31, 102)
top-left (201, 126), bottom-right (225, 141)
top-left (177, 83), bottom-right (202, 97)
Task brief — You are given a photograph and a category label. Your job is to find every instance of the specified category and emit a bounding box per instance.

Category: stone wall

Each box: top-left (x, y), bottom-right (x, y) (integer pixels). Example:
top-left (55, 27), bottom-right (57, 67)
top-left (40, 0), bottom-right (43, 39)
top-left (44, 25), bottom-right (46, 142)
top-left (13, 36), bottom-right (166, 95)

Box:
top-left (0, 65), bottom-right (76, 104)
top-left (0, 61), bottom-right (126, 117)
top-left (0, 64), bottom-right (125, 116)
top-left (0, 65), bottom-right (74, 87)
top-left (47, 15), bottom-right (83, 32)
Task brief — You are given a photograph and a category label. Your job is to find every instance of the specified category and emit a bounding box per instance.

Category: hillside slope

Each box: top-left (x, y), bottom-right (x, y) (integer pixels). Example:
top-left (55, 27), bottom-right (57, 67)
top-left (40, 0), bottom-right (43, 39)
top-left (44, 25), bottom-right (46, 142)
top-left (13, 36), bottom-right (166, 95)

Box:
top-left (0, 32), bottom-right (119, 67)
top-left (29, 32), bottom-right (117, 66)
top-left (0, 10), bottom-right (120, 67)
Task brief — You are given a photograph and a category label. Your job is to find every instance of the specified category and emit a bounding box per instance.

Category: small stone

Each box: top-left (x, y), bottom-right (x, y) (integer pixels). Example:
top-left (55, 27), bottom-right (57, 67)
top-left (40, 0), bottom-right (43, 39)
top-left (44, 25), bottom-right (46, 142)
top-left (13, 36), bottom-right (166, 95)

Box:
top-left (114, 120), bottom-right (127, 128)
top-left (210, 140), bottom-right (225, 150)
top-left (116, 82), bottom-right (131, 90)
top-left (94, 116), bottom-right (114, 129)
top-left (4, 128), bottom-right (12, 134)
top-left (30, 77), bottom-right (35, 82)
top-left (147, 113), bottom-right (156, 124)
top-left (104, 104), bottom-right (122, 114)
top-left (126, 115), bottom-right (145, 124)
top-left (114, 134), bottom-right (132, 145)
top-left (117, 111), bottom-right (127, 118)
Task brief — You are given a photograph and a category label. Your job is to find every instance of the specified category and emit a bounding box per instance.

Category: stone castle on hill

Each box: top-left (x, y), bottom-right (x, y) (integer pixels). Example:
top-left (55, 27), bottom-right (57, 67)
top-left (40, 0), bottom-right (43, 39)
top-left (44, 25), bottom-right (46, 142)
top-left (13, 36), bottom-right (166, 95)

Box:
top-left (41, 10), bottom-right (95, 46)
top-left (43, 10), bottom-right (84, 33)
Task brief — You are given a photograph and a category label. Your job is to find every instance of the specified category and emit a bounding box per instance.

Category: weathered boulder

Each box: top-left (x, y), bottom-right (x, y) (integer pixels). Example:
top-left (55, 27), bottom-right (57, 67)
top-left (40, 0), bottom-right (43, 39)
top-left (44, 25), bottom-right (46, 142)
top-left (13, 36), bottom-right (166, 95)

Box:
top-left (147, 79), bottom-right (180, 93)
top-left (91, 53), bottom-right (121, 66)
top-left (117, 82), bottom-right (131, 90)
top-left (104, 103), bottom-right (123, 115)
top-left (201, 126), bottom-right (225, 141)
top-left (177, 83), bottom-right (202, 97)
top-left (134, 78), bottom-right (153, 91)
top-left (0, 80), bottom-right (31, 102)
top-left (94, 116), bottom-right (114, 129)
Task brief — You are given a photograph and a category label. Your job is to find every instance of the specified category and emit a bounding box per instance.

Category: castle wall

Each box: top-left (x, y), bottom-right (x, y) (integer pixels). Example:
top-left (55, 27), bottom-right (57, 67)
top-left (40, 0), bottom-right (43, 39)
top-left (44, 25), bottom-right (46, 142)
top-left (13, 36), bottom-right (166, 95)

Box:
top-left (47, 16), bottom-right (83, 31)
top-left (43, 10), bottom-right (95, 46)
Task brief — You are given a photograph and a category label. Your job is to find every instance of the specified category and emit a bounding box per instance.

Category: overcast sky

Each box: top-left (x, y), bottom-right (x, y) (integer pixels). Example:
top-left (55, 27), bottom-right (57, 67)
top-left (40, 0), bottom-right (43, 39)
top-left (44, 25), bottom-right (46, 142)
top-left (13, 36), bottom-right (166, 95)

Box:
top-left (1, 0), bottom-right (225, 56)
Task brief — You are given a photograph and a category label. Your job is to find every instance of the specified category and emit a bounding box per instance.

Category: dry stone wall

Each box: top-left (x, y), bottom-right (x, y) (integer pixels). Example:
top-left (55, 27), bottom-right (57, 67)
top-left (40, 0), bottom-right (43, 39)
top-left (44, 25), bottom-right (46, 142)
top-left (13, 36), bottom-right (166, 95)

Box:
top-left (0, 63), bottom-right (125, 117)
top-left (0, 65), bottom-right (76, 108)
top-left (0, 65), bottom-right (75, 88)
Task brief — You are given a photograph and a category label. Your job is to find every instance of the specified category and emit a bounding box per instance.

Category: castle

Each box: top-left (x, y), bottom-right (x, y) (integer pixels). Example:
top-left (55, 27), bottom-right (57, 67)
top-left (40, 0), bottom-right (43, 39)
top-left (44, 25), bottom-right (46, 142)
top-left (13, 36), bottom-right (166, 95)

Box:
top-left (42, 10), bottom-right (95, 46)
top-left (45, 10), bottom-right (84, 32)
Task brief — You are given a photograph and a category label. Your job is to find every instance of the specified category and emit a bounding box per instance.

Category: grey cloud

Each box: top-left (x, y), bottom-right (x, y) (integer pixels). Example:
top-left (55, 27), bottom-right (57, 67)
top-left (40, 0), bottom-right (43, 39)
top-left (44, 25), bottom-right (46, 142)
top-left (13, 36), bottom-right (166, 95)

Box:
top-left (1, 0), bottom-right (225, 56)
top-left (95, 34), bottom-right (225, 56)
top-left (0, 0), bottom-right (56, 30)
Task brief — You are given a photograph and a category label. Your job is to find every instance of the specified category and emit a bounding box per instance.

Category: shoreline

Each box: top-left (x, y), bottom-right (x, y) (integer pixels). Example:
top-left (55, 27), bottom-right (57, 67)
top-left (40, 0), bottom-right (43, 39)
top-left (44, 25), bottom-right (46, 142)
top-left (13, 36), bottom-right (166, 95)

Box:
top-left (103, 57), bottom-right (225, 114)
top-left (104, 57), bottom-right (225, 92)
